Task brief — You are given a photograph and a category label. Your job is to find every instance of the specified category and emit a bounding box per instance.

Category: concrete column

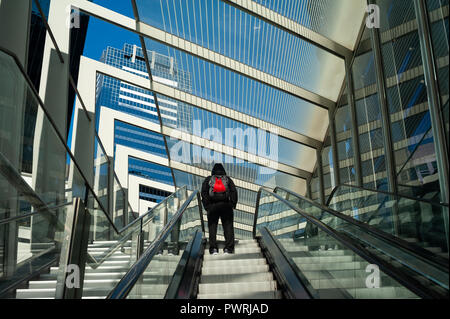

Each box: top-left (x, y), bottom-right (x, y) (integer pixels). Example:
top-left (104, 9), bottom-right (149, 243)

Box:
top-left (31, 0), bottom-right (71, 249)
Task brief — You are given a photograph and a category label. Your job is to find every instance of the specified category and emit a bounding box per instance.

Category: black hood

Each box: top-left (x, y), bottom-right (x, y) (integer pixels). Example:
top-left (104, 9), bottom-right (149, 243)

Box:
top-left (211, 163), bottom-right (226, 176)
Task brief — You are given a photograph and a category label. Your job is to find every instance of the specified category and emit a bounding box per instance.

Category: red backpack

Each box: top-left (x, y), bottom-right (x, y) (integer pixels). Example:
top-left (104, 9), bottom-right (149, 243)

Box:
top-left (208, 175), bottom-right (230, 202)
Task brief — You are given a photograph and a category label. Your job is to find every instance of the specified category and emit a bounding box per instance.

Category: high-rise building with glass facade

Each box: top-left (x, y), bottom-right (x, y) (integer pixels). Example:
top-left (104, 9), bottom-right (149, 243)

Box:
top-left (96, 43), bottom-right (189, 214)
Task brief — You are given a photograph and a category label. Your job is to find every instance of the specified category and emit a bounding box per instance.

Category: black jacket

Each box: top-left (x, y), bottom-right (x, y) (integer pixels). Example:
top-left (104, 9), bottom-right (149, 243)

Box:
top-left (201, 163), bottom-right (238, 212)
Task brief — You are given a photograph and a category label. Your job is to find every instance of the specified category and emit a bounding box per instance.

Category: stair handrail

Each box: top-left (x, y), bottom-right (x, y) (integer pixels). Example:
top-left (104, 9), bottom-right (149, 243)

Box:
top-left (254, 187), bottom-right (446, 299)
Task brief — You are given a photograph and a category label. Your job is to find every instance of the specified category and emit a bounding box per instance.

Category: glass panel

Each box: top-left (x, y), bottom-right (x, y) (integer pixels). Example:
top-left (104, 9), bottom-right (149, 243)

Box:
top-left (328, 185), bottom-right (448, 256)
top-left (82, 186), bottom-right (187, 298)
top-left (113, 174), bottom-right (126, 230)
top-left (310, 168), bottom-right (320, 202)
top-left (155, 92), bottom-right (317, 172)
top-left (274, 188), bottom-right (448, 292)
top-left (126, 190), bottom-right (202, 299)
top-left (0, 49), bottom-right (91, 297)
top-left (376, 0), bottom-right (439, 200)
top-left (321, 135), bottom-right (335, 199)
top-left (166, 139), bottom-right (307, 194)
top-left (97, 53), bottom-right (318, 174)
top-left (253, 0), bottom-right (366, 50)
top-left (93, 135), bottom-right (109, 214)
top-left (334, 104), bottom-right (356, 185)
top-left (256, 189), bottom-right (420, 299)
top-left (83, 13), bottom-right (315, 224)
top-left (427, 0), bottom-right (449, 150)
top-left (136, 0), bottom-right (345, 101)
top-left (143, 39), bottom-right (329, 139)
top-left (352, 48), bottom-right (388, 191)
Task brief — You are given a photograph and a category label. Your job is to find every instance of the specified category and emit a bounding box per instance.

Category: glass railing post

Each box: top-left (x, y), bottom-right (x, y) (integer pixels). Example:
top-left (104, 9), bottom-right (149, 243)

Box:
top-left (107, 156), bottom-right (115, 240)
top-left (55, 197), bottom-right (91, 299)
top-left (138, 219), bottom-right (144, 259)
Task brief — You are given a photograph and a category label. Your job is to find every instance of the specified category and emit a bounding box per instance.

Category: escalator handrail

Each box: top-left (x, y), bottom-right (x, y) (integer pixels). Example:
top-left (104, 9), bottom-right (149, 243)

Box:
top-left (106, 190), bottom-right (202, 299)
top-left (86, 186), bottom-right (188, 269)
top-left (274, 186), bottom-right (449, 270)
top-left (255, 187), bottom-right (445, 299)
top-left (0, 201), bottom-right (72, 226)
top-left (326, 183), bottom-right (449, 207)
top-left (164, 229), bottom-right (204, 299)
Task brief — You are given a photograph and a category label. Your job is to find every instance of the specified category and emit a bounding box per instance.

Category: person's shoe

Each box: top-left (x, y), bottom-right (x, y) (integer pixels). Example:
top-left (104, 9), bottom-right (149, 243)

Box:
top-left (210, 248), bottom-right (219, 255)
top-left (223, 248), bottom-right (234, 254)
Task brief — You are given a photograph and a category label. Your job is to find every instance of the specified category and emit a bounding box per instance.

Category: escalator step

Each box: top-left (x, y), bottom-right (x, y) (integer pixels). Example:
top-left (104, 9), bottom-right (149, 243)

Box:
top-left (198, 281), bottom-right (277, 295)
top-left (202, 258), bottom-right (267, 268)
top-left (201, 264), bottom-right (270, 276)
top-left (200, 272), bottom-right (274, 284)
top-left (197, 290), bottom-right (282, 299)
top-left (292, 255), bottom-right (355, 264)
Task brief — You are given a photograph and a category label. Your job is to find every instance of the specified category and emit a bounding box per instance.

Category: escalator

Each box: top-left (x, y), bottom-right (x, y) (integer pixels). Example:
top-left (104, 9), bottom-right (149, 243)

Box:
top-left (101, 186), bottom-right (447, 299)
top-left (271, 185), bottom-right (449, 297)
top-left (1, 171), bottom-right (449, 299)
top-left (325, 184), bottom-right (449, 259)
top-left (1, 34), bottom-right (448, 300)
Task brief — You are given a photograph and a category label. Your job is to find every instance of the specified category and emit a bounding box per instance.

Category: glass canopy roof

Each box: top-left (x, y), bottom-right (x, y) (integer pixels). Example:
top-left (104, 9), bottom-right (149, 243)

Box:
top-left (96, 0), bottom-right (366, 194)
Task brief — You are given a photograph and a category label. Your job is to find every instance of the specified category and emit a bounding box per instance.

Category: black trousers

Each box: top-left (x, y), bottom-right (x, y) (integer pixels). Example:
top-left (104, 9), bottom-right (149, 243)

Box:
top-left (207, 204), bottom-right (234, 252)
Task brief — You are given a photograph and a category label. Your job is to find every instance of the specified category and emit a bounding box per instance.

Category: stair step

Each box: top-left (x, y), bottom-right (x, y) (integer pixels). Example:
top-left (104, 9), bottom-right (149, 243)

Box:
top-left (200, 272), bottom-right (273, 284)
top-left (203, 252), bottom-right (262, 261)
top-left (28, 279), bottom-right (123, 289)
top-left (198, 281), bottom-right (277, 295)
top-left (201, 264), bottom-right (270, 276)
top-left (16, 289), bottom-right (56, 299)
top-left (16, 283), bottom-right (171, 299)
top-left (202, 258), bottom-right (267, 268)
top-left (204, 246), bottom-right (261, 256)
top-left (197, 290), bottom-right (282, 299)
top-left (50, 266), bottom-right (129, 274)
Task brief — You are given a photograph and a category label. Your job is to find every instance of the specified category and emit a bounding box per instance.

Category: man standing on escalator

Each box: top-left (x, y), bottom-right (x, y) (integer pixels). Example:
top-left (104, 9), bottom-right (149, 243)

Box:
top-left (201, 163), bottom-right (238, 255)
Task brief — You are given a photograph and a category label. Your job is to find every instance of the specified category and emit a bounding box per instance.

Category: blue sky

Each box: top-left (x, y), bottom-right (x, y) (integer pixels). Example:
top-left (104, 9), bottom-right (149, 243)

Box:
top-left (82, 0), bottom-right (137, 60)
